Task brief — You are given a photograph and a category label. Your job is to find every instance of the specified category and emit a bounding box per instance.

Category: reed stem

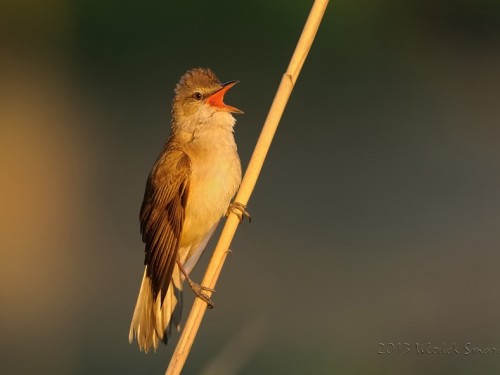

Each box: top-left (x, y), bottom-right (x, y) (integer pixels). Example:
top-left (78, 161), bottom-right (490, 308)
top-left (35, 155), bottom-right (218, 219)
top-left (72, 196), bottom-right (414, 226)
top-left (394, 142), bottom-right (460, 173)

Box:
top-left (165, 1), bottom-right (330, 373)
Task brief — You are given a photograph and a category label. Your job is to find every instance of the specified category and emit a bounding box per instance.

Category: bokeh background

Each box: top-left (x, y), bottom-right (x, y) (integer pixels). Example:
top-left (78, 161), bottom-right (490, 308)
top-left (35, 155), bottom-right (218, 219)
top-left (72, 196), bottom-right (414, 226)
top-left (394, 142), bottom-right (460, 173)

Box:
top-left (1, 0), bottom-right (500, 374)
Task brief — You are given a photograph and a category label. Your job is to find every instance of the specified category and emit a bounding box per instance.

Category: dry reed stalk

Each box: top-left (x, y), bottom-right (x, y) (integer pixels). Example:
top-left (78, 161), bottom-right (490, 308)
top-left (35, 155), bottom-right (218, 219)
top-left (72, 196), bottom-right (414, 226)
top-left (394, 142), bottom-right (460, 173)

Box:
top-left (165, 0), bottom-right (330, 373)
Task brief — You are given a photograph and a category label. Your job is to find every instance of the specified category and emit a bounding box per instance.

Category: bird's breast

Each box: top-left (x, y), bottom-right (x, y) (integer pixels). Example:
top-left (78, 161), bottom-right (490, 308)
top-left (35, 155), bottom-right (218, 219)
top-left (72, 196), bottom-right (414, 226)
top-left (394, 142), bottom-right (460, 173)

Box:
top-left (180, 144), bottom-right (241, 247)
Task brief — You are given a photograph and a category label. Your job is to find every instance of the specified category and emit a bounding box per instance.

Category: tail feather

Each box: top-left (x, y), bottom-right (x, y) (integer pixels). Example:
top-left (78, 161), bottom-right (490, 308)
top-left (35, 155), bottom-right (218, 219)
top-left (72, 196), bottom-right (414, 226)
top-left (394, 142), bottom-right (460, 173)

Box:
top-left (129, 267), bottom-right (183, 352)
top-left (129, 239), bottom-right (210, 351)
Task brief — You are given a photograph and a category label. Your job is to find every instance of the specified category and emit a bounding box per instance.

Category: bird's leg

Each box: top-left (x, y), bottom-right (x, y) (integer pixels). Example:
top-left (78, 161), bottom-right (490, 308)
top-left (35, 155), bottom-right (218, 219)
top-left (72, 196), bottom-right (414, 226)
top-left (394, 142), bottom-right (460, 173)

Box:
top-left (176, 259), bottom-right (215, 309)
top-left (227, 201), bottom-right (251, 223)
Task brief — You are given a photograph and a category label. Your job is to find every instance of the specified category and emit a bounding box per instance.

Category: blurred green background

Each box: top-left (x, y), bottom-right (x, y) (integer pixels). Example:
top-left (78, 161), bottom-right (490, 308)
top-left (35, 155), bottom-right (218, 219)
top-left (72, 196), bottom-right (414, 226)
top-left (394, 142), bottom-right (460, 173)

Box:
top-left (1, 0), bottom-right (500, 374)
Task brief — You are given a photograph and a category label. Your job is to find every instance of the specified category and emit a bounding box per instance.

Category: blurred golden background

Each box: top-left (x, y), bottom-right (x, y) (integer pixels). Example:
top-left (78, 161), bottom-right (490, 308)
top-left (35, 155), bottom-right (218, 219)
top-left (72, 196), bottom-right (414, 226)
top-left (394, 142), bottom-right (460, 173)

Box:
top-left (1, 0), bottom-right (500, 374)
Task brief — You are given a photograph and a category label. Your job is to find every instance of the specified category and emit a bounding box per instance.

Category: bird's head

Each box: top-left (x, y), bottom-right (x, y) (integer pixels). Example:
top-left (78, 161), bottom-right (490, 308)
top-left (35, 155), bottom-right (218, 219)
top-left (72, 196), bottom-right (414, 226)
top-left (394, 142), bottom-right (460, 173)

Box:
top-left (172, 68), bottom-right (242, 132)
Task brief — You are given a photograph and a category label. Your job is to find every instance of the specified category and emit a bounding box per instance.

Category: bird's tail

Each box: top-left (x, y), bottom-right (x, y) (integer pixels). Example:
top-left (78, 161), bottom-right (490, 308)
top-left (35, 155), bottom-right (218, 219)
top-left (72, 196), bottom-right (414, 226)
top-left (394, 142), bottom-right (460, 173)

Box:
top-left (128, 267), bottom-right (183, 352)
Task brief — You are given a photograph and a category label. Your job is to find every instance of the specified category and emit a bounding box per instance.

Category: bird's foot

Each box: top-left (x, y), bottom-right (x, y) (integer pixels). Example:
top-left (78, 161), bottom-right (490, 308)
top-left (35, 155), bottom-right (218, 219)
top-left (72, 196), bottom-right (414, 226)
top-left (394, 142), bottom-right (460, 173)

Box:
top-left (227, 201), bottom-right (251, 223)
top-left (177, 259), bottom-right (215, 308)
top-left (187, 279), bottom-right (215, 309)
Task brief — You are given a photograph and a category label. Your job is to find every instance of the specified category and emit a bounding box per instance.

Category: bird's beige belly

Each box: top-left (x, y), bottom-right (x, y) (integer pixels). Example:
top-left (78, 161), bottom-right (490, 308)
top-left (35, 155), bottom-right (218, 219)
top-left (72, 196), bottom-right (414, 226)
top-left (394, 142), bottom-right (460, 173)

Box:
top-left (179, 152), bottom-right (241, 259)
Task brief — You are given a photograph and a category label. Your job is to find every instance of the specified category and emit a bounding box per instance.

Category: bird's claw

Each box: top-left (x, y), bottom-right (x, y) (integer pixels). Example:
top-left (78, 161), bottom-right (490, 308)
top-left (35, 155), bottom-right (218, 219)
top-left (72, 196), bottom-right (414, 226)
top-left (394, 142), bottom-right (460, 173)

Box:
top-left (227, 202), bottom-right (251, 223)
top-left (188, 280), bottom-right (215, 309)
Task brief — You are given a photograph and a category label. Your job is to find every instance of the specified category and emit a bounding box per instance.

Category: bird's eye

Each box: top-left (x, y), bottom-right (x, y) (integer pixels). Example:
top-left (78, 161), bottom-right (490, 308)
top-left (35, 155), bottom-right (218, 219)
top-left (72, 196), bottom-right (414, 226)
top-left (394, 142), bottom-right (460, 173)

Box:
top-left (193, 92), bottom-right (203, 100)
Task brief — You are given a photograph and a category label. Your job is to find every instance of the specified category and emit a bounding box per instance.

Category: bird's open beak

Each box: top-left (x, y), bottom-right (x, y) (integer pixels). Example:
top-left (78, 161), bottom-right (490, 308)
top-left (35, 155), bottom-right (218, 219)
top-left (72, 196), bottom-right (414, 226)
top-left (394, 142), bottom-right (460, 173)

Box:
top-left (207, 80), bottom-right (243, 114)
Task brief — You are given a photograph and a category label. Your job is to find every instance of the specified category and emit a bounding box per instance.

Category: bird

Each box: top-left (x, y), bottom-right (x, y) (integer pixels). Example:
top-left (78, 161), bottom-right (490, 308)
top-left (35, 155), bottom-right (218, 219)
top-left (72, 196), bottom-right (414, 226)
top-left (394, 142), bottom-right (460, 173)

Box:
top-left (129, 68), bottom-right (249, 352)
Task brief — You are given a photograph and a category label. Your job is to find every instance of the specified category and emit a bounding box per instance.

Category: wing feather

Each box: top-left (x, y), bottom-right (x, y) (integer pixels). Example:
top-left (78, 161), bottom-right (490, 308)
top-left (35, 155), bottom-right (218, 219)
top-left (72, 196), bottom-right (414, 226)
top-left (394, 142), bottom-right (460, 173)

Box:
top-left (140, 148), bottom-right (190, 302)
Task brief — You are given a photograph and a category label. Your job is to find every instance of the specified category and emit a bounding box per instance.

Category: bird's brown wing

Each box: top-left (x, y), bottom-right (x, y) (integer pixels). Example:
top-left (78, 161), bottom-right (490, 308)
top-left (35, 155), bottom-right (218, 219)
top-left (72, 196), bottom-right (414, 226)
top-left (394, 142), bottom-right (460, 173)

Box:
top-left (140, 148), bottom-right (191, 301)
